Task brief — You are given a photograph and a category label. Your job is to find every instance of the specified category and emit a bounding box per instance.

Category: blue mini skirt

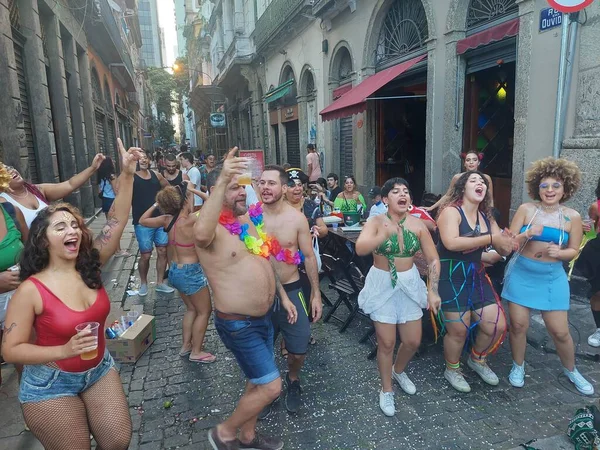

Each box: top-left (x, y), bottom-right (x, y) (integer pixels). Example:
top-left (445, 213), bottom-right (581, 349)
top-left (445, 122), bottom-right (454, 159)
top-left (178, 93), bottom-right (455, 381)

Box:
top-left (502, 255), bottom-right (569, 311)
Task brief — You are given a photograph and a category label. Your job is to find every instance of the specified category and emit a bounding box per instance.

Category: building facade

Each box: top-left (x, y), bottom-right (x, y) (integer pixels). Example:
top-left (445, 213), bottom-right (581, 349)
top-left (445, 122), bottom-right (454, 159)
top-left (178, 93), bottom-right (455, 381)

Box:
top-left (0, 0), bottom-right (145, 216)
top-left (189, 0), bottom-right (599, 224)
top-left (138, 0), bottom-right (163, 68)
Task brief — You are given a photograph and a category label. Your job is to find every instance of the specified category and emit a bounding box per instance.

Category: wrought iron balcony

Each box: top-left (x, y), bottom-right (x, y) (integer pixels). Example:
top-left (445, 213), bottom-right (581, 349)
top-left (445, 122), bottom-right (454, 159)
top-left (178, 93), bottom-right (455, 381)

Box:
top-left (253, 0), bottom-right (312, 52)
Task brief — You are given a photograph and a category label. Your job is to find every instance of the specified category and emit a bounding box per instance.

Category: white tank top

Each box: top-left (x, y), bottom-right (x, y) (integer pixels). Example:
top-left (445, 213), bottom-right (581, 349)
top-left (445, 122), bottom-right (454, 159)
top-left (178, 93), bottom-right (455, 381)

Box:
top-left (0, 192), bottom-right (48, 228)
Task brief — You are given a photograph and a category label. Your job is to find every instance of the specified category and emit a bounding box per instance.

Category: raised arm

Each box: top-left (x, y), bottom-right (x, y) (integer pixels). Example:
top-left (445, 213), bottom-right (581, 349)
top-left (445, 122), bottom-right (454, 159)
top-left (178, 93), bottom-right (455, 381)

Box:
top-left (93, 139), bottom-right (141, 265)
top-left (139, 203), bottom-right (170, 229)
top-left (39, 153), bottom-right (104, 202)
top-left (425, 174), bottom-right (459, 212)
top-left (194, 147), bottom-right (247, 248)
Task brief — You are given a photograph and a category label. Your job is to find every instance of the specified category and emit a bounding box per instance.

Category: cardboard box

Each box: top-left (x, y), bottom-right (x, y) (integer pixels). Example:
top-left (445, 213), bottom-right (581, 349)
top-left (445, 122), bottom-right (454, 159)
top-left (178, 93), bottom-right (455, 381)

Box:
top-left (105, 307), bottom-right (156, 363)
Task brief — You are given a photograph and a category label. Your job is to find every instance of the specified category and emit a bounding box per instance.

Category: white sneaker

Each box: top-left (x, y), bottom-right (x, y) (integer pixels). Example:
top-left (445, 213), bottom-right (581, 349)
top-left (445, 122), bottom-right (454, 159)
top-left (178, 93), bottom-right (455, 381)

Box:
top-left (467, 357), bottom-right (499, 386)
top-left (444, 368), bottom-right (471, 393)
top-left (392, 370), bottom-right (416, 395)
top-left (564, 367), bottom-right (595, 396)
top-left (508, 361), bottom-right (525, 388)
top-left (588, 329), bottom-right (600, 347)
top-left (155, 283), bottom-right (175, 293)
top-left (379, 391), bottom-right (395, 417)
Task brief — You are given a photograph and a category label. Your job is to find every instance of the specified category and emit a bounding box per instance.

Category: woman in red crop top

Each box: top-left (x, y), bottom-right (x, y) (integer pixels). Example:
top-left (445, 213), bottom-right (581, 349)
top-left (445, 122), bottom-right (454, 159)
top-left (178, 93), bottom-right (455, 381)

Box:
top-left (139, 183), bottom-right (215, 363)
top-left (1, 139), bottom-right (141, 450)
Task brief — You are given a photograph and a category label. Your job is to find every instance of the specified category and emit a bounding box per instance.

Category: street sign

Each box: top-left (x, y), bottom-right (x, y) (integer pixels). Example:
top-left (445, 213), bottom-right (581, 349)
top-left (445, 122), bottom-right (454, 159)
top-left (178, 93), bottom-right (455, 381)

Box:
top-left (546, 0), bottom-right (593, 13)
top-left (210, 113), bottom-right (226, 128)
top-left (540, 7), bottom-right (563, 32)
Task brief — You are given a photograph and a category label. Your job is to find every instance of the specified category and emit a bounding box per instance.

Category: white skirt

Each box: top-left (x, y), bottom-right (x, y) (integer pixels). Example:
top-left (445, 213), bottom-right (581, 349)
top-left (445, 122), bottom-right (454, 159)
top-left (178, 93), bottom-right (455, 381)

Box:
top-left (358, 265), bottom-right (427, 325)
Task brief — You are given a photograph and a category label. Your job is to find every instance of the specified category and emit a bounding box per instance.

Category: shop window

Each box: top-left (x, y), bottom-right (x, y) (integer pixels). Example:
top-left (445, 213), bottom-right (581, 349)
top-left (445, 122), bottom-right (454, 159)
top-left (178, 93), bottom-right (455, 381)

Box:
top-left (466, 0), bottom-right (518, 32)
top-left (375, 0), bottom-right (428, 69)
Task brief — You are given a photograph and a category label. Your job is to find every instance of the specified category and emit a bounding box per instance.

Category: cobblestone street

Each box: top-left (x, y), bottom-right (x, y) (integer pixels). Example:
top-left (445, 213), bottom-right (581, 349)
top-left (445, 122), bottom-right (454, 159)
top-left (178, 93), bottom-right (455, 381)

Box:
top-left (1, 215), bottom-right (599, 450)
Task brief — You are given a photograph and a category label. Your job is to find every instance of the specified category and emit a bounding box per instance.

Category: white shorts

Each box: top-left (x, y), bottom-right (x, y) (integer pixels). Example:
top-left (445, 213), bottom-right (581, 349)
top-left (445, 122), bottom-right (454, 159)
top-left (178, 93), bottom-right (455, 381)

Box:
top-left (358, 265), bottom-right (427, 325)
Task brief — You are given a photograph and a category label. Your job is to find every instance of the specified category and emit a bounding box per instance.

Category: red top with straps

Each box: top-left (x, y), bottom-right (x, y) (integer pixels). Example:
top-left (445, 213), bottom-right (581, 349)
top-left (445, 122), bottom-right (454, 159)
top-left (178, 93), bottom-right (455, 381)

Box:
top-left (29, 277), bottom-right (110, 372)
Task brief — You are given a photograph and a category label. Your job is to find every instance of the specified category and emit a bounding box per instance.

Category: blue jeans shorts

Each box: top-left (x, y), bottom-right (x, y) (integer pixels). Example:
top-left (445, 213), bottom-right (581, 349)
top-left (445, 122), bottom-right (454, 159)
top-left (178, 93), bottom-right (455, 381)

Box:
top-left (101, 196), bottom-right (115, 213)
top-left (134, 224), bottom-right (168, 254)
top-left (19, 349), bottom-right (114, 404)
top-left (168, 262), bottom-right (208, 296)
top-left (214, 312), bottom-right (279, 385)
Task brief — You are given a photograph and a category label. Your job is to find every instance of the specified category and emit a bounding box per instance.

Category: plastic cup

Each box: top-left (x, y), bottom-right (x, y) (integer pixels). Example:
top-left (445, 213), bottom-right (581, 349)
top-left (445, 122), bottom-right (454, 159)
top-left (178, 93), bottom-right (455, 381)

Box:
top-left (332, 223), bottom-right (338, 231)
top-left (127, 310), bottom-right (141, 327)
top-left (75, 322), bottom-right (99, 360)
top-left (238, 157), bottom-right (260, 186)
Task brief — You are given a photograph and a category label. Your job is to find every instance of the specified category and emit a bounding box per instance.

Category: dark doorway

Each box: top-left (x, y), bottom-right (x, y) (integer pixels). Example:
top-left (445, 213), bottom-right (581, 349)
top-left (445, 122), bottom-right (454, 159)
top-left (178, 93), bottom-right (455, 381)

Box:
top-left (375, 81), bottom-right (427, 204)
top-left (463, 62), bottom-right (516, 227)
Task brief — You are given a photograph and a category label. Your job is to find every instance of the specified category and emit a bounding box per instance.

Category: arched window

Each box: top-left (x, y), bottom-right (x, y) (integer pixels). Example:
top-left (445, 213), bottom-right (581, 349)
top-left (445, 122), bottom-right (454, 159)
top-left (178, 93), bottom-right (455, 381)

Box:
top-left (301, 69), bottom-right (315, 97)
top-left (375, 0), bottom-right (428, 69)
top-left (103, 80), bottom-right (112, 112)
top-left (280, 65), bottom-right (297, 106)
top-left (466, 0), bottom-right (518, 31)
top-left (338, 49), bottom-right (352, 83)
top-left (91, 68), bottom-right (102, 105)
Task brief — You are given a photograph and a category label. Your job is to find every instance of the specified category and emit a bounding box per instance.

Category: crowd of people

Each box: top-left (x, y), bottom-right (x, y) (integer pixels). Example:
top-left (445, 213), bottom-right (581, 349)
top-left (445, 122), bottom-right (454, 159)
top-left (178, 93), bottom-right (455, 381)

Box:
top-left (0, 141), bottom-right (599, 450)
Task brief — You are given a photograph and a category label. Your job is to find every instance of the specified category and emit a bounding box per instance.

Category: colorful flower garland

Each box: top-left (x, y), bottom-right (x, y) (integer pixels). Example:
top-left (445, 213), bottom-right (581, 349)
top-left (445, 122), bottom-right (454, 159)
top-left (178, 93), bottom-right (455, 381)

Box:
top-left (219, 202), bottom-right (304, 265)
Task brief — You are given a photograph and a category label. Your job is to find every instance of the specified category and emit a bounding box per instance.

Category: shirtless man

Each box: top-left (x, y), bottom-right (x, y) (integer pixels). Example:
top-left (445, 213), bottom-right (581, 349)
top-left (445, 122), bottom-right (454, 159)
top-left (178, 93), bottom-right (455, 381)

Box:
top-left (195, 148), bottom-right (291, 450)
top-left (258, 165), bottom-right (323, 416)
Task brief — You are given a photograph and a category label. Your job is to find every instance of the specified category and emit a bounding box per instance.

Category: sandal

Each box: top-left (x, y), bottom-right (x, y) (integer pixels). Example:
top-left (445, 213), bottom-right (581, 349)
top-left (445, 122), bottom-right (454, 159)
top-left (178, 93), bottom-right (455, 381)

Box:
top-left (189, 353), bottom-right (217, 364)
top-left (309, 335), bottom-right (316, 345)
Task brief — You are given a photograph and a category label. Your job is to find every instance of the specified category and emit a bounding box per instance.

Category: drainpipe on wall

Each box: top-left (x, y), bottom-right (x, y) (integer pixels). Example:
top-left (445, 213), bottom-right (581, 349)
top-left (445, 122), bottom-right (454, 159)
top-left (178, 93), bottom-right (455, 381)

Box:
top-left (552, 12), bottom-right (579, 158)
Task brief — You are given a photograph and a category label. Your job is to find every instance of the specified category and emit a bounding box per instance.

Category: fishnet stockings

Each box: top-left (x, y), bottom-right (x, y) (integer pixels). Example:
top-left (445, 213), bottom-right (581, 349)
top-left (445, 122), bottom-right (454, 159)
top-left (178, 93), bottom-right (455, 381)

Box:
top-left (22, 368), bottom-right (131, 450)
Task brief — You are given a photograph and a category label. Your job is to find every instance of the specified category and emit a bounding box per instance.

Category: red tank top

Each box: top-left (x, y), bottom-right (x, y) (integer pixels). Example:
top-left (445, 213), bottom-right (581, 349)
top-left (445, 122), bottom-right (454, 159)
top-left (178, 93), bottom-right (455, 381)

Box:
top-left (29, 277), bottom-right (110, 372)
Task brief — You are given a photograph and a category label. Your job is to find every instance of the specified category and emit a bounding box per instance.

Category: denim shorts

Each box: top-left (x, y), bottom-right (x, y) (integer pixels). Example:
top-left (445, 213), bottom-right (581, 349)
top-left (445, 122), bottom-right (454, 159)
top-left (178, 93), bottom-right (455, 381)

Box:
top-left (19, 349), bottom-right (114, 404)
top-left (214, 313), bottom-right (279, 385)
top-left (168, 262), bottom-right (208, 296)
top-left (101, 196), bottom-right (115, 213)
top-left (134, 224), bottom-right (168, 254)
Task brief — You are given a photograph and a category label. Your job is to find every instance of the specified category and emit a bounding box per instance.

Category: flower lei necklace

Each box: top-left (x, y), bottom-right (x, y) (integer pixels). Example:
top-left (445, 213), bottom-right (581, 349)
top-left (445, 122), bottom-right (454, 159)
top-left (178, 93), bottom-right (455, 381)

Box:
top-left (219, 203), bottom-right (304, 265)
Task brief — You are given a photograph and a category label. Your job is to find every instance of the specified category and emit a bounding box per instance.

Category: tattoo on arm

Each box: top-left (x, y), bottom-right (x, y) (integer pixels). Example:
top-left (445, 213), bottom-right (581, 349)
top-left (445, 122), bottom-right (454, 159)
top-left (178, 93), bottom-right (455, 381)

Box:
top-left (2, 322), bottom-right (16, 342)
top-left (428, 260), bottom-right (440, 295)
top-left (94, 217), bottom-right (120, 249)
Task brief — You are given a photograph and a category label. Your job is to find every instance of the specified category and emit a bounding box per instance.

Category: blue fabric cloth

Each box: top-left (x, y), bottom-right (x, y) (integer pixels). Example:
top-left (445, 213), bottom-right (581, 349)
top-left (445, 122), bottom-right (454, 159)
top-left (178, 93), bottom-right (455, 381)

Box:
top-left (214, 312), bottom-right (279, 385)
top-left (99, 178), bottom-right (115, 199)
top-left (19, 350), bottom-right (114, 403)
top-left (101, 196), bottom-right (114, 213)
top-left (502, 255), bottom-right (569, 311)
top-left (168, 262), bottom-right (208, 296)
top-left (520, 225), bottom-right (569, 245)
top-left (134, 224), bottom-right (168, 253)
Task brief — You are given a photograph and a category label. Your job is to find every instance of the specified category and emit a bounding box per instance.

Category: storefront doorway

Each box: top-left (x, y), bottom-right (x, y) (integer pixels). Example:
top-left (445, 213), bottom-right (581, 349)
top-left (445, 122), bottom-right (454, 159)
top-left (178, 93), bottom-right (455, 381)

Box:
top-left (463, 60), bottom-right (516, 227)
top-left (375, 78), bottom-right (427, 204)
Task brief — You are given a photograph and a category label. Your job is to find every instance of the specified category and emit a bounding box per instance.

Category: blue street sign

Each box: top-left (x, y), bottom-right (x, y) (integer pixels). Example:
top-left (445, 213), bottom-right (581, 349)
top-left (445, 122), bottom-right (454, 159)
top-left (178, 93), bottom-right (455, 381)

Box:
top-left (540, 7), bottom-right (563, 32)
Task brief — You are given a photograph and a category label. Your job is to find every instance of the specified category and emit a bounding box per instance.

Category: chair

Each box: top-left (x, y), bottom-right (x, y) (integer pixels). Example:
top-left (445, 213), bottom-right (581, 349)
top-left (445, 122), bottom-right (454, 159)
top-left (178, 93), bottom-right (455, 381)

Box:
top-left (321, 254), bottom-right (366, 333)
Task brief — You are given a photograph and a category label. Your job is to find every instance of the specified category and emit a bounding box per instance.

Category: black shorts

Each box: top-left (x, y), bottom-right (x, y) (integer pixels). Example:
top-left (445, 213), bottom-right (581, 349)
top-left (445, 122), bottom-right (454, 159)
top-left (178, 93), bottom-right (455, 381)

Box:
top-left (271, 279), bottom-right (311, 355)
top-left (439, 259), bottom-right (497, 313)
top-left (576, 237), bottom-right (600, 296)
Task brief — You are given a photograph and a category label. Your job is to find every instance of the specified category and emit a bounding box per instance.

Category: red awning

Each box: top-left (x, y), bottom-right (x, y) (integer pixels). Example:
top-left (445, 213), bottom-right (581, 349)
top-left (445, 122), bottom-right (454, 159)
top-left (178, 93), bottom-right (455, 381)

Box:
top-left (319, 54), bottom-right (426, 122)
top-left (456, 18), bottom-right (520, 55)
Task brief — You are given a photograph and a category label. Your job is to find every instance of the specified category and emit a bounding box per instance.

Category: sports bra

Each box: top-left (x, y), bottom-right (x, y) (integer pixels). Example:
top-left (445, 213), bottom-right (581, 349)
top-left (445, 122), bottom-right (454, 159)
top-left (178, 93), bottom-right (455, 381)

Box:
top-left (437, 206), bottom-right (491, 263)
top-left (375, 215), bottom-right (421, 287)
top-left (29, 277), bottom-right (110, 372)
top-left (520, 225), bottom-right (568, 245)
top-left (169, 218), bottom-right (194, 248)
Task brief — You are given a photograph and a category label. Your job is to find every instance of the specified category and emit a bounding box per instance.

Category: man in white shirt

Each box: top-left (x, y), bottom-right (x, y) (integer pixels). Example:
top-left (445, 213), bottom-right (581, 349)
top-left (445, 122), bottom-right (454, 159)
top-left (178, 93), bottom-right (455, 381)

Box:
top-left (368, 186), bottom-right (388, 218)
top-left (180, 152), bottom-right (203, 211)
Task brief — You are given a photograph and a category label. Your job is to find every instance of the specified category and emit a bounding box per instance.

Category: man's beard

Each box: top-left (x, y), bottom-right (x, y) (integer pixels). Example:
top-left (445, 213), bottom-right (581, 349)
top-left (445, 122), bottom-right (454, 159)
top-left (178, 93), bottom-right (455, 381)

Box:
top-left (262, 191), bottom-right (283, 205)
top-left (225, 199), bottom-right (247, 216)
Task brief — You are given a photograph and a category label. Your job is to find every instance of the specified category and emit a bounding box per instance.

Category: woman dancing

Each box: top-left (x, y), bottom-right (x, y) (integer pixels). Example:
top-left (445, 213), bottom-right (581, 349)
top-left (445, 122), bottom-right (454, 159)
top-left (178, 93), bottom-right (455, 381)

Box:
top-left (577, 176), bottom-right (600, 347)
top-left (140, 183), bottom-right (215, 363)
top-left (425, 150), bottom-right (494, 212)
top-left (333, 175), bottom-right (367, 214)
top-left (436, 171), bottom-right (513, 393)
top-left (1, 139), bottom-right (138, 449)
top-left (356, 178), bottom-right (441, 416)
top-left (503, 158), bottom-right (593, 395)
top-left (1, 153), bottom-right (105, 228)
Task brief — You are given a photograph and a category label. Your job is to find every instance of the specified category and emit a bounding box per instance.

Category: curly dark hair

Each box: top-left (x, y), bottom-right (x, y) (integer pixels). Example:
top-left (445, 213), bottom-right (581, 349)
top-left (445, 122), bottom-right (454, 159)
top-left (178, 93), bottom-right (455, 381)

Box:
top-left (437, 170), bottom-right (492, 219)
top-left (97, 156), bottom-right (115, 183)
top-left (525, 157), bottom-right (581, 202)
top-left (20, 203), bottom-right (102, 289)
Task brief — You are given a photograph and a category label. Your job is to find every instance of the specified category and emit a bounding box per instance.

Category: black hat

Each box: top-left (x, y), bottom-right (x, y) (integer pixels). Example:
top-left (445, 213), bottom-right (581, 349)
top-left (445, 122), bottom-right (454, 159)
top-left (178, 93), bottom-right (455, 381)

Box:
top-left (286, 168), bottom-right (309, 185)
top-left (368, 186), bottom-right (382, 198)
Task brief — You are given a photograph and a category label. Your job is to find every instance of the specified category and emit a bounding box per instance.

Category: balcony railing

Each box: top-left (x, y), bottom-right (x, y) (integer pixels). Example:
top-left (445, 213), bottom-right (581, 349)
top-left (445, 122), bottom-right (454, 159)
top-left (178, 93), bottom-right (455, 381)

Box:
top-left (253, 0), bottom-right (309, 51)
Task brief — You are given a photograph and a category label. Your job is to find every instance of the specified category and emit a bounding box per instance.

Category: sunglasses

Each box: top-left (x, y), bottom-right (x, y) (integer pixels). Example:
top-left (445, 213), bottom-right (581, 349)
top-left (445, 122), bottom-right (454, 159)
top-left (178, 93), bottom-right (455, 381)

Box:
top-left (539, 182), bottom-right (562, 190)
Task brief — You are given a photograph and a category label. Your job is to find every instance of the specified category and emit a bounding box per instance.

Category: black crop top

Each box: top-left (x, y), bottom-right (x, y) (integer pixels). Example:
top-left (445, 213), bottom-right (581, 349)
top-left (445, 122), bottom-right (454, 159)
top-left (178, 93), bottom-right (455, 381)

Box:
top-left (437, 206), bottom-right (491, 263)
